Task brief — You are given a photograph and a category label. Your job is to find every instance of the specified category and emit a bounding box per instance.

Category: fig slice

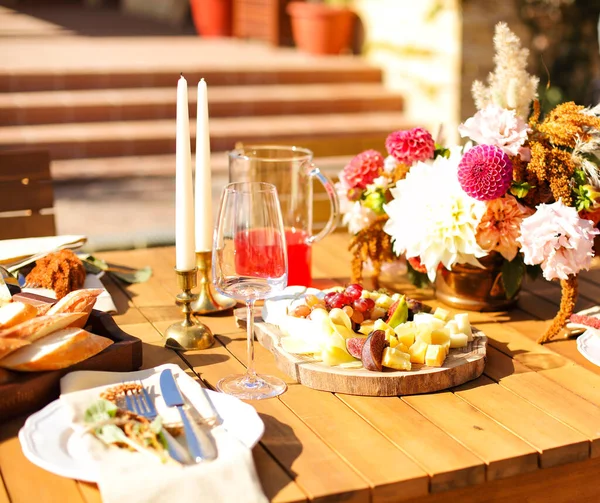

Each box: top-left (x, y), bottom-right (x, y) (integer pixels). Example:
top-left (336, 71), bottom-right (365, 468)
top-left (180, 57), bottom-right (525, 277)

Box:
top-left (346, 337), bottom-right (367, 359)
top-left (361, 329), bottom-right (389, 371)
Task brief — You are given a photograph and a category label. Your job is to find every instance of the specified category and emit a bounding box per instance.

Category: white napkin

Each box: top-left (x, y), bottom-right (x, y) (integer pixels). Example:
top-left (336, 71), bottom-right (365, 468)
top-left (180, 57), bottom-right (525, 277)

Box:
top-left (60, 364), bottom-right (267, 503)
top-left (0, 235), bottom-right (87, 268)
top-left (23, 273), bottom-right (117, 313)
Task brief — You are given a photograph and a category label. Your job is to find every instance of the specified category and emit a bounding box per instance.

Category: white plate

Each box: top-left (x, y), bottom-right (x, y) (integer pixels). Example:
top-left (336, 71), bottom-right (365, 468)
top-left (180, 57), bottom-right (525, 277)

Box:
top-left (577, 329), bottom-right (600, 367)
top-left (19, 390), bottom-right (264, 483)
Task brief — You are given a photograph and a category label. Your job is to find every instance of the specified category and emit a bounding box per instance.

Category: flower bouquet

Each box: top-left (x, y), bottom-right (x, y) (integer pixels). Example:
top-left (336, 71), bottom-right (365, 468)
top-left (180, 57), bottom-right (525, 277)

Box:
top-left (338, 22), bottom-right (600, 343)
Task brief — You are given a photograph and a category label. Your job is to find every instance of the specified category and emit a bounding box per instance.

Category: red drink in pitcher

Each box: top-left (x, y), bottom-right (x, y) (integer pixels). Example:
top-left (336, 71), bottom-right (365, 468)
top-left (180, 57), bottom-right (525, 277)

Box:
top-left (234, 228), bottom-right (311, 287)
top-left (285, 228), bottom-right (311, 287)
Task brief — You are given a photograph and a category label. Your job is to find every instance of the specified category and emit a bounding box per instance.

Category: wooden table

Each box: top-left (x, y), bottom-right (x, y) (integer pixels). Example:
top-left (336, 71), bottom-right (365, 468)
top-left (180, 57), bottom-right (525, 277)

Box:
top-left (3, 234), bottom-right (600, 502)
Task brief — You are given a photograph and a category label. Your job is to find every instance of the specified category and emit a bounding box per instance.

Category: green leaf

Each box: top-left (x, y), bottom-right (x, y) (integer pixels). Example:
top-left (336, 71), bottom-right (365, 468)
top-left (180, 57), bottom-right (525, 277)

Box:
top-left (525, 263), bottom-right (543, 281)
top-left (501, 257), bottom-right (524, 299)
top-left (95, 424), bottom-right (129, 446)
top-left (434, 146), bottom-right (451, 159)
top-left (510, 181), bottom-right (534, 199)
top-left (78, 254), bottom-right (152, 284)
top-left (84, 399), bottom-right (118, 424)
top-left (109, 267), bottom-right (152, 284)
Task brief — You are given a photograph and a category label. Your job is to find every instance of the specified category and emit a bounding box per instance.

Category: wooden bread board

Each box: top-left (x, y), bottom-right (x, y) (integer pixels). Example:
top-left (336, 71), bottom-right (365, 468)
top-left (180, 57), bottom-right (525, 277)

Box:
top-left (0, 293), bottom-right (142, 422)
top-left (244, 309), bottom-right (487, 396)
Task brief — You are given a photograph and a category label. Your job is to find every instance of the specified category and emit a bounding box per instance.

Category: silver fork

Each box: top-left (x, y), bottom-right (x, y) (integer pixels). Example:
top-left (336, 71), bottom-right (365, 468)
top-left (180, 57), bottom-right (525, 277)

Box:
top-left (121, 383), bottom-right (191, 464)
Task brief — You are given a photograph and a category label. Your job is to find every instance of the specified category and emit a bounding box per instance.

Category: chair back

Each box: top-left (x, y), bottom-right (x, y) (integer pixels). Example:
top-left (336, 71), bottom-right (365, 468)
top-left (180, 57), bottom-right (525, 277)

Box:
top-left (0, 150), bottom-right (56, 239)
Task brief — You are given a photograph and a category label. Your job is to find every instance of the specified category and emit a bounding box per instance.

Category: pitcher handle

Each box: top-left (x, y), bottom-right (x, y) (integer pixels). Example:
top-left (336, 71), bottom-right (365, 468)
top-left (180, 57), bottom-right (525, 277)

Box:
top-left (307, 163), bottom-right (340, 244)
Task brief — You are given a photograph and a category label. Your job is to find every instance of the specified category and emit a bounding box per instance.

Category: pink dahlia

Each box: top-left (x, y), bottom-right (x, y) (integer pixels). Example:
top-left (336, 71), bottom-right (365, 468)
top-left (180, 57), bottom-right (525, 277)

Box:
top-left (458, 144), bottom-right (513, 201)
top-left (340, 149), bottom-right (384, 190)
top-left (385, 127), bottom-right (435, 165)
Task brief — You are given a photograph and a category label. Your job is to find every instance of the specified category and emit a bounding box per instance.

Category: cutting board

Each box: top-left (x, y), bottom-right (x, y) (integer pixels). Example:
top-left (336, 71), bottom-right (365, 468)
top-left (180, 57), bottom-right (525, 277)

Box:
top-left (243, 309), bottom-right (487, 396)
top-left (0, 293), bottom-right (142, 422)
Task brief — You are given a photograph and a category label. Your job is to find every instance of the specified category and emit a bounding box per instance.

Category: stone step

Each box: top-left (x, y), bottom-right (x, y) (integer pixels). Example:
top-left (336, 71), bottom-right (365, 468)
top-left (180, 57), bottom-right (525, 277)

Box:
top-left (51, 153), bottom-right (351, 181)
top-left (0, 83), bottom-right (403, 125)
top-left (0, 112), bottom-right (409, 160)
top-left (0, 60), bottom-right (382, 92)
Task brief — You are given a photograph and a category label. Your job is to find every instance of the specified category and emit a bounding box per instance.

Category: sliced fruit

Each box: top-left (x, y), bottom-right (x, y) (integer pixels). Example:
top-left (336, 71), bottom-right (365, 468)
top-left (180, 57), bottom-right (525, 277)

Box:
top-left (358, 320), bottom-right (375, 335)
top-left (329, 308), bottom-right (352, 330)
top-left (425, 344), bottom-right (446, 367)
top-left (346, 337), bottom-right (367, 359)
top-left (382, 347), bottom-right (412, 371)
top-left (361, 330), bottom-right (388, 371)
top-left (281, 337), bottom-right (320, 355)
top-left (450, 332), bottom-right (469, 348)
top-left (386, 296), bottom-right (408, 328)
top-left (409, 339), bottom-right (428, 364)
top-left (322, 345), bottom-right (357, 366)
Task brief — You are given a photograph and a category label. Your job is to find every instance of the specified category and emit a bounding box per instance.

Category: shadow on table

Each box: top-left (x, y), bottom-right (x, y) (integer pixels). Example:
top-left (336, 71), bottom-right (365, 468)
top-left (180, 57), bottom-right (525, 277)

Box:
top-left (253, 413), bottom-right (303, 496)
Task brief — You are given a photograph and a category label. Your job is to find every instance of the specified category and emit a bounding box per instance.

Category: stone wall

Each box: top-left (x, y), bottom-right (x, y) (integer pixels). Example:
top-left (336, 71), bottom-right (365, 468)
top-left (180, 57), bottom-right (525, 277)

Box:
top-left (354, 0), bottom-right (533, 143)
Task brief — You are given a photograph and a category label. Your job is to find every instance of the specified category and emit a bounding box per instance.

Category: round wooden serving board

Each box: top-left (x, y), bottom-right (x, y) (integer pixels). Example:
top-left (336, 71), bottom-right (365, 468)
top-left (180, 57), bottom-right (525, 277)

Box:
top-left (246, 309), bottom-right (487, 396)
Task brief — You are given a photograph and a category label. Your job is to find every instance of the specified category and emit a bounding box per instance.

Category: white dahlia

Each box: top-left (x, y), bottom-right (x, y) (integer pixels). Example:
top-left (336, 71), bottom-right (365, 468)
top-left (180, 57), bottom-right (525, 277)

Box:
top-left (383, 149), bottom-right (488, 280)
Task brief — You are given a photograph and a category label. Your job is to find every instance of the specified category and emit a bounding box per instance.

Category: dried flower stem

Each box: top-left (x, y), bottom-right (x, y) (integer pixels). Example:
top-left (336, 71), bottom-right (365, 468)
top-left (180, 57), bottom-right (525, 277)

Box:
top-left (537, 275), bottom-right (578, 344)
top-left (349, 215), bottom-right (394, 289)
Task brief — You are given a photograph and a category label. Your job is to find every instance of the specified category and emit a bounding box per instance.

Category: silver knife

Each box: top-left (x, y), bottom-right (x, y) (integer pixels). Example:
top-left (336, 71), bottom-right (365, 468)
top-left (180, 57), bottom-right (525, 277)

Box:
top-left (159, 369), bottom-right (217, 463)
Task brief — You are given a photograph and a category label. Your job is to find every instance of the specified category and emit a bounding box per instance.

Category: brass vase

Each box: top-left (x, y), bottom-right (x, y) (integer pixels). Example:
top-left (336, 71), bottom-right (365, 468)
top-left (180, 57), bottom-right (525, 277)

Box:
top-left (434, 253), bottom-right (519, 311)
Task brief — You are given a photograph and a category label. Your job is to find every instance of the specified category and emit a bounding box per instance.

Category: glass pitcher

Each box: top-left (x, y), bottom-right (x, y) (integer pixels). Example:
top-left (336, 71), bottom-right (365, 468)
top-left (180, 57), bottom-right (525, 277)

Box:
top-left (228, 145), bottom-right (340, 286)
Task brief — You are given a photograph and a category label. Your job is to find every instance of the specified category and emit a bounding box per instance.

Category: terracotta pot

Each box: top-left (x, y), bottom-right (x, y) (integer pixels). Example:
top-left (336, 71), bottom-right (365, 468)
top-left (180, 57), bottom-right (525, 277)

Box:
top-left (190, 0), bottom-right (232, 37)
top-left (434, 254), bottom-right (520, 312)
top-left (287, 2), bottom-right (355, 55)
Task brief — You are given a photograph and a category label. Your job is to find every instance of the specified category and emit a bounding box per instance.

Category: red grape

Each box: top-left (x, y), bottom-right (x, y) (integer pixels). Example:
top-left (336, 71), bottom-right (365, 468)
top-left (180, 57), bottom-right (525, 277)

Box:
top-left (324, 291), bottom-right (337, 306)
top-left (353, 297), bottom-right (369, 313)
top-left (329, 292), bottom-right (349, 309)
top-left (345, 283), bottom-right (363, 301)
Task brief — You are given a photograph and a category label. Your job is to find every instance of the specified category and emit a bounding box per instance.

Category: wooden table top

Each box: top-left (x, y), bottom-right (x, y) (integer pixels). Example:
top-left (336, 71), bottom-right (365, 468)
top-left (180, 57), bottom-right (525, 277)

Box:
top-left (3, 233), bottom-right (600, 502)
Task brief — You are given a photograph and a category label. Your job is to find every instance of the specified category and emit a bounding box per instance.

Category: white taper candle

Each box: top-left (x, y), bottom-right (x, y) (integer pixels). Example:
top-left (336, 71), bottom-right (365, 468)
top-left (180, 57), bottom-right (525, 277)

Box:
top-left (195, 78), bottom-right (213, 251)
top-left (175, 74), bottom-right (196, 271)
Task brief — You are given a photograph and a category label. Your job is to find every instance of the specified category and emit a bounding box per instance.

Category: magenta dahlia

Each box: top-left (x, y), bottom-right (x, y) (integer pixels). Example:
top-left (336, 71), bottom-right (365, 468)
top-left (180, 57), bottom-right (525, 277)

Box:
top-left (458, 144), bottom-right (513, 201)
top-left (385, 127), bottom-right (435, 165)
top-left (340, 149), bottom-right (384, 190)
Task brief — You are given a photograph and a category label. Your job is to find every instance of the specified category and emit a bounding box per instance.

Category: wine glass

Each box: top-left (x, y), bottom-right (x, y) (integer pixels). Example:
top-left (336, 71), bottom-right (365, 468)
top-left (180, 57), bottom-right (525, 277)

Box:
top-left (212, 181), bottom-right (288, 399)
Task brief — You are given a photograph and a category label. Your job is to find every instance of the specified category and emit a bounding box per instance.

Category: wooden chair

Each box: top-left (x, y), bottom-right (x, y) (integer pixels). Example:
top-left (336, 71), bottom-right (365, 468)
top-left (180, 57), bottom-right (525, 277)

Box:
top-left (0, 149), bottom-right (56, 240)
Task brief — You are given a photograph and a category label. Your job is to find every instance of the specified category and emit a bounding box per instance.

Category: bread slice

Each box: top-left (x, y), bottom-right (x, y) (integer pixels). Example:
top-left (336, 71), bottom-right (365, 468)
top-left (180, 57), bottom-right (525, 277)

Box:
top-left (47, 288), bottom-right (102, 328)
top-left (0, 302), bottom-right (37, 330)
top-left (0, 337), bottom-right (30, 360)
top-left (0, 327), bottom-right (113, 371)
top-left (0, 312), bottom-right (86, 342)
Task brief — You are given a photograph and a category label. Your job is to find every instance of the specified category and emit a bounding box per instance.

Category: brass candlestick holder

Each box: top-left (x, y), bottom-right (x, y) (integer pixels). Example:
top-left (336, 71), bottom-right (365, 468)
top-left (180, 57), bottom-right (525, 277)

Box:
top-left (191, 250), bottom-right (236, 314)
top-left (164, 268), bottom-right (214, 351)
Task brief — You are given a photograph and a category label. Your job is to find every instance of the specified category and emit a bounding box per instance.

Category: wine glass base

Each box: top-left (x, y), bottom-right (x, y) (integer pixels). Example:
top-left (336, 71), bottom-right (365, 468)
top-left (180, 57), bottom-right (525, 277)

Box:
top-left (217, 373), bottom-right (286, 400)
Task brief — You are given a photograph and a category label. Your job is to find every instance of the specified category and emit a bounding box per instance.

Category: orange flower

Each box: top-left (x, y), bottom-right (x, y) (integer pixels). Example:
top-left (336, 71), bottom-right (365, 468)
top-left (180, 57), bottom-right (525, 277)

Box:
top-left (476, 195), bottom-right (533, 261)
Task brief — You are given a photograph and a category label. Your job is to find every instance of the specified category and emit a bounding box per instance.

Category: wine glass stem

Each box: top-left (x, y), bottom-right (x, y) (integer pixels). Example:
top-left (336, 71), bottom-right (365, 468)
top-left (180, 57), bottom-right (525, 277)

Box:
top-left (245, 299), bottom-right (258, 382)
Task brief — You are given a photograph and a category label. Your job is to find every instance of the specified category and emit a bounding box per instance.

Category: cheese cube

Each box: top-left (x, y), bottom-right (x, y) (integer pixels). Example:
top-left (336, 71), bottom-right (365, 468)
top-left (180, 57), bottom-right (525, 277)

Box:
top-left (454, 313), bottom-right (473, 341)
top-left (396, 342), bottom-right (409, 353)
top-left (413, 313), bottom-right (445, 330)
top-left (444, 320), bottom-right (459, 334)
top-left (382, 347), bottom-right (412, 371)
top-left (388, 336), bottom-right (399, 348)
top-left (358, 320), bottom-right (375, 335)
top-left (450, 332), bottom-right (469, 348)
top-left (409, 340), bottom-right (428, 364)
top-left (425, 344), bottom-right (446, 367)
top-left (433, 307), bottom-right (451, 321)
top-left (430, 328), bottom-right (451, 346)
top-left (394, 321), bottom-right (417, 348)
